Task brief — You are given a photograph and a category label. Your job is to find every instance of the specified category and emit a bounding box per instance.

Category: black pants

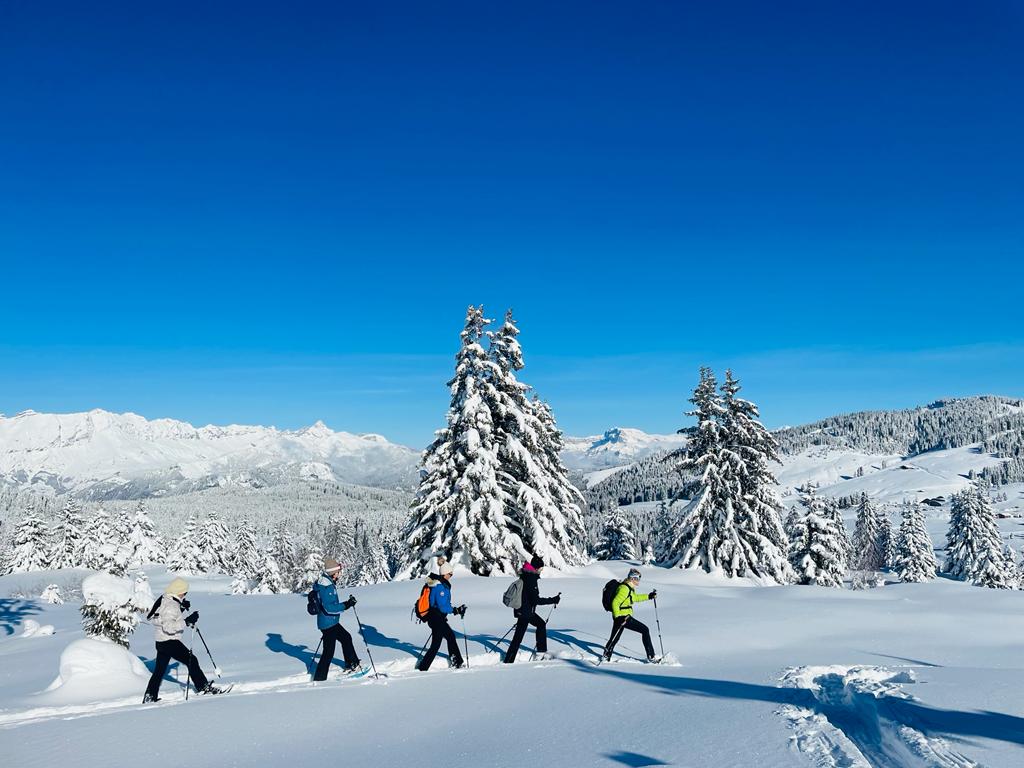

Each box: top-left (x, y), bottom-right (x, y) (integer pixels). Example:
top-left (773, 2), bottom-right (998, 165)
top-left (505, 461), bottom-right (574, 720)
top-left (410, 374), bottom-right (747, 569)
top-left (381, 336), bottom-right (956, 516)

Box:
top-left (314, 623), bottom-right (360, 681)
top-left (604, 615), bottom-right (655, 659)
top-left (418, 613), bottom-right (462, 670)
top-left (145, 639), bottom-right (209, 698)
top-left (503, 611), bottom-right (547, 663)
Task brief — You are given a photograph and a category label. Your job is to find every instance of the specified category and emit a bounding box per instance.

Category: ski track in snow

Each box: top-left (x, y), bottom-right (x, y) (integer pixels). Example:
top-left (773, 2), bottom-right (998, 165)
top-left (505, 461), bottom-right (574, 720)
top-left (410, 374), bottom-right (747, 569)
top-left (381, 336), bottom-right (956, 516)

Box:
top-left (0, 648), bottom-right (681, 730)
top-left (779, 665), bottom-right (979, 768)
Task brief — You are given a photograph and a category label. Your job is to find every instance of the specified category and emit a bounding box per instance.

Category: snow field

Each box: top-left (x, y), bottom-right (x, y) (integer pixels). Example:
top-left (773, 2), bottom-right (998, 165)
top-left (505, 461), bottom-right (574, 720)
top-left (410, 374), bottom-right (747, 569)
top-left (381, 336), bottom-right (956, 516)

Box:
top-left (2, 563), bottom-right (1024, 767)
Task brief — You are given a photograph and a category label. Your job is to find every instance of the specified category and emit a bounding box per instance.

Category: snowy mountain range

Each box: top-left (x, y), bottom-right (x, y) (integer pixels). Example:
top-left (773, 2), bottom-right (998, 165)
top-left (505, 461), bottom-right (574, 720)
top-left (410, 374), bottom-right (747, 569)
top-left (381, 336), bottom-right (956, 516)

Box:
top-left (0, 410), bottom-right (420, 499)
top-left (1, 396), bottom-right (1021, 506)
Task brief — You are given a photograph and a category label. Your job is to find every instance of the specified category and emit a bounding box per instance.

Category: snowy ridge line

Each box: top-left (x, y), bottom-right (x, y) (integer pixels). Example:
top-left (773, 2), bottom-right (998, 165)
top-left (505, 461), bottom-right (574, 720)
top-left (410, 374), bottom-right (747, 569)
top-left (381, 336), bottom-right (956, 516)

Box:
top-left (778, 665), bottom-right (977, 768)
top-left (0, 648), bottom-right (623, 729)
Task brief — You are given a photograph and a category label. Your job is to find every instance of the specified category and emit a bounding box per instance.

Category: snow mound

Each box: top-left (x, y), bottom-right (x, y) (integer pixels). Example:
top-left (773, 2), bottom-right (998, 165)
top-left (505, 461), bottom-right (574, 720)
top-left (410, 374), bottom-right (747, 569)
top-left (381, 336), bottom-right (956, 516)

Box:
top-left (42, 637), bottom-right (151, 705)
top-left (20, 619), bottom-right (55, 637)
top-left (82, 572), bottom-right (136, 607)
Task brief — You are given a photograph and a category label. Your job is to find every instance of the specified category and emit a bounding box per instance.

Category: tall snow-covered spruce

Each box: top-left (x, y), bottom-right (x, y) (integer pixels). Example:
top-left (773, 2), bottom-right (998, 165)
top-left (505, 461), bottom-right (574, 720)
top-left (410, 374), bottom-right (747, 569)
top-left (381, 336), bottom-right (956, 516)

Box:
top-left (486, 311), bottom-right (586, 569)
top-left (851, 493), bottom-right (887, 572)
top-left (894, 499), bottom-right (937, 583)
top-left (662, 368), bottom-right (791, 582)
top-left (404, 306), bottom-right (585, 577)
top-left (944, 484), bottom-right (1014, 588)
top-left (50, 498), bottom-right (86, 570)
top-left (404, 306), bottom-right (517, 576)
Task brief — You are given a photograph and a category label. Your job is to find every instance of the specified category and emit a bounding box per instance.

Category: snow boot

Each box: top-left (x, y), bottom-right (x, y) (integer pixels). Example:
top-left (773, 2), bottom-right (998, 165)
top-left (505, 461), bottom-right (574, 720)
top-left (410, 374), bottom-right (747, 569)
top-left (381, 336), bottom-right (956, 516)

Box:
top-left (200, 683), bottom-right (226, 695)
top-left (646, 655), bottom-right (662, 664)
top-left (142, 693), bottom-right (160, 704)
top-left (602, 649), bottom-right (613, 662)
top-left (449, 658), bottom-right (465, 669)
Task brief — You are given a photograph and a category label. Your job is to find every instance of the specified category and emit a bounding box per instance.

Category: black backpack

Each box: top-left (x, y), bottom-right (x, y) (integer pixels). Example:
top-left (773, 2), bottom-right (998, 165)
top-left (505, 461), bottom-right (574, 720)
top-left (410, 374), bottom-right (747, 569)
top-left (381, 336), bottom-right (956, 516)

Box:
top-left (306, 587), bottom-right (323, 616)
top-left (602, 579), bottom-right (622, 612)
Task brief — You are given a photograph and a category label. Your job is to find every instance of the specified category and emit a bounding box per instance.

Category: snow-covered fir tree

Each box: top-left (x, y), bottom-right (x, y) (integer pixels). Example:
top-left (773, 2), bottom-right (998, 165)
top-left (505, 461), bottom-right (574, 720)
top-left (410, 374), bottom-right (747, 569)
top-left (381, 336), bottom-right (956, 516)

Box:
top-left (40, 584), bottom-right (64, 604)
top-left (351, 531), bottom-right (392, 586)
top-left (6, 511), bottom-right (52, 573)
top-left (878, 510), bottom-right (895, 569)
top-left (80, 573), bottom-right (143, 648)
top-left (404, 306), bottom-right (520, 576)
top-left (662, 368), bottom-right (791, 582)
top-left (252, 551), bottom-right (286, 594)
top-left (482, 309), bottom-right (586, 568)
top-left (823, 496), bottom-right (851, 560)
top-left (787, 483), bottom-right (847, 587)
top-left (49, 497), bottom-right (86, 569)
top-left (125, 500), bottom-right (163, 567)
top-left (166, 516), bottom-right (203, 574)
top-left (82, 506), bottom-right (114, 570)
top-left (269, 521), bottom-right (298, 587)
top-left (894, 500), bottom-right (937, 583)
top-left (945, 484), bottom-right (1014, 589)
top-left (595, 507), bottom-right (638, 560)
top-left (195, 512), bottom-right (233, 573)
top-left (851, 493), bottom-right (887, 572)
top-left (230, 518), bottom-right (263, 588)
top-left (294, 547), bottom-right (324, 592)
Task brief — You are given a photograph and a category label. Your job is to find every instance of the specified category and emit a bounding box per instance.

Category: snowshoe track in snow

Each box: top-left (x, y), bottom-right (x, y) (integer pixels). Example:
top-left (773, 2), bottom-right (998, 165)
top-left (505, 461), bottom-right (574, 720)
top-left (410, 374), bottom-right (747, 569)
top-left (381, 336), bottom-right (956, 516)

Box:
top-left (779, 665), bottom-right (978, 768)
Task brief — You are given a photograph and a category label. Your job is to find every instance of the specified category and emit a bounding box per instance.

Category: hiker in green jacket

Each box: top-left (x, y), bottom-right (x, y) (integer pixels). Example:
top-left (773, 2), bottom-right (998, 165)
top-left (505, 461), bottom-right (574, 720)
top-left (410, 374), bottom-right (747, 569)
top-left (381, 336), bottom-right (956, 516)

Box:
top-left (602, 568), bottom-right (659, 662)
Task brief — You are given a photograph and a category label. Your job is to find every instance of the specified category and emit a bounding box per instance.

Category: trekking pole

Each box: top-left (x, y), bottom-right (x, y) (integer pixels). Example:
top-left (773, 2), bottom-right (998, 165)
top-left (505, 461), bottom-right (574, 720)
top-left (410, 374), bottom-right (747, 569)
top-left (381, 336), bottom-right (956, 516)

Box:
top-left (460, 613), bottom-right (470, 669)
top-left (195, 628), bottom-right (222, 677)
top-left (349, 598), bottom-right (380, 679)
top-left (415, 632), bottom-right (431, 667)
top-left (487, 623), bottom-right (517, 654)
top-left (653, 596), bottom-right (665, 659)
top-left (310, 637), bottom-right (323, 677)
top-left (185, 625), bottom-right (196, 701)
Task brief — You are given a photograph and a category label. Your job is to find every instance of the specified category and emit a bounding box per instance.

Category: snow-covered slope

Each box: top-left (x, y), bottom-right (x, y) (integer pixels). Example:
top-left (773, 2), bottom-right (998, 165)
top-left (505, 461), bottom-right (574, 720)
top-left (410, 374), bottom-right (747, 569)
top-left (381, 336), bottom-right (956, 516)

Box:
top-left (561, 427), bottom-right (686, 472)
top-left (0, 410), bottom-right (419, 498)
top-left (3, 563), bottom-right (1024, 767)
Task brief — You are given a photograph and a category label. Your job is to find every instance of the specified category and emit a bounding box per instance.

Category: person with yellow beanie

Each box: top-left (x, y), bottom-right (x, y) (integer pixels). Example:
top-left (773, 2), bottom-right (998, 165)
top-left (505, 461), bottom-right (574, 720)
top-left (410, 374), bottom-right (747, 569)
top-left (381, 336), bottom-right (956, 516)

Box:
top-left (143, 577), bottom-right (225, 702)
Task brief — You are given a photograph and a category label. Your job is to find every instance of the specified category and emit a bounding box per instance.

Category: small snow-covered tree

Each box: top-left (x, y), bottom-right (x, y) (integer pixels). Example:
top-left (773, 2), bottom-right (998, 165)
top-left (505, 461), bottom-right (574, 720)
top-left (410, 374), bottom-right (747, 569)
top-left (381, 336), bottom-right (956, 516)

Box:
top-left (595, 507), bottom-right (638, 560)
top-left (80, 573), bottom-right (142, 648)
top-left (40, 584), bottom-right (64, 604)
top-left (125, 501), bottom-right (163, 567)
top-left (50, 498), bottom-right (86, 569)
top-left (822, 496), bottom-right (851, 560)
top-left (404, 306), bottom-right (520, 576)
top-left (270, 521), bottom-right (298, 587)
top-left (894, 500), bottom-right (937, 583)
top-left (851, 493), bottom-right (886, 572)
top-left (195, 512), bottom-right (232, 573)
top-left (230, 518), bottom-right (262, 587)
top-left (294, 547), bottom-right (324, 592)
top-left (166, 516), bottom-right (203, 574)
top-left (6, 511), bottom-right (52, 573)
top-left (787, 483), bottom-right (846, 587)
top-left (252, 551), bottom-right (286, 594)
top-left (878, 511), bottom-right (895, 569)
top-left (945, 484), bottom-right (1014, 589)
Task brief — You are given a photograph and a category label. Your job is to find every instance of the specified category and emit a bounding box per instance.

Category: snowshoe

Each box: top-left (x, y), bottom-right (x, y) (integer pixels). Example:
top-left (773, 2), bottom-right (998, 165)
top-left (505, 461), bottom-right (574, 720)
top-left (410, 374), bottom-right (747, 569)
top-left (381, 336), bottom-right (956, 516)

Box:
top-left (142, 693), bottom-right (160, 704)
top-left (200, 683), bottom-right (231, 695)
top-left (646, 655), bottom-right (662, 664)
top-left (449, 658), bottom-right (465, 669)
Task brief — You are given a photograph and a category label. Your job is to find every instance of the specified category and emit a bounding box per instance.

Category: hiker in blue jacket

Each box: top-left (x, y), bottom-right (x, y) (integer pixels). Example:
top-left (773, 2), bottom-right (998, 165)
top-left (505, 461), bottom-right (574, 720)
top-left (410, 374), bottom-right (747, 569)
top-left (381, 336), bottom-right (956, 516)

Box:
top-left (417, 561), bottom-right (466, 671)
top-left (313, 557), bottom-right (361, 681)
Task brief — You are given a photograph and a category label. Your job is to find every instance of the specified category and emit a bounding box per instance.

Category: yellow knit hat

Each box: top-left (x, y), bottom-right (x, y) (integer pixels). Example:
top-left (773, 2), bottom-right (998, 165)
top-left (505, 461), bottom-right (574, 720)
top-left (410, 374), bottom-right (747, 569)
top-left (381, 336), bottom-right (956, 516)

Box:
top-left (165, 577), bottom-right (189, 596)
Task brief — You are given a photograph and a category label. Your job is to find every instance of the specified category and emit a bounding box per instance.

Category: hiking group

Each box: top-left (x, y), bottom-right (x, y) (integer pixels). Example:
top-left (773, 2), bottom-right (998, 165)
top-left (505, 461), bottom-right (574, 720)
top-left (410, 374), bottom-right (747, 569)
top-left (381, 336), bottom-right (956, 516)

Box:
top-left (141, 556), bottom-right (663, 701)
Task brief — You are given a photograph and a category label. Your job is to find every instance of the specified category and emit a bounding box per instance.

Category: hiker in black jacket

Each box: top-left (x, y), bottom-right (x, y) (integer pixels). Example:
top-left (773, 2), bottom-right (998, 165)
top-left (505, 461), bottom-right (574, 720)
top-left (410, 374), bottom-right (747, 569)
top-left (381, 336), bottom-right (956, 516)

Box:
top-left (503, 555), bottom-right (560, 663)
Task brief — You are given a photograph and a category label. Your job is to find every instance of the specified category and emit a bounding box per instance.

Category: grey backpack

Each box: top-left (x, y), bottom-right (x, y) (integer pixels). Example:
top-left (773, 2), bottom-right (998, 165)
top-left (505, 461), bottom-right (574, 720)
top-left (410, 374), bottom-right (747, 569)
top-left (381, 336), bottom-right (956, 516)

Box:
top-left (502, 578), bottom-right (524, 609)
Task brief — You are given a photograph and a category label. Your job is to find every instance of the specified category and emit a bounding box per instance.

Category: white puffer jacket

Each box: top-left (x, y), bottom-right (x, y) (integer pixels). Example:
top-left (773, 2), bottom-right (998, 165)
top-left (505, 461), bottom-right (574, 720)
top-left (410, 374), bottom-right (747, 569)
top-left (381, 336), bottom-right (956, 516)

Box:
top-left (154, 595), bottom-right (187, 643)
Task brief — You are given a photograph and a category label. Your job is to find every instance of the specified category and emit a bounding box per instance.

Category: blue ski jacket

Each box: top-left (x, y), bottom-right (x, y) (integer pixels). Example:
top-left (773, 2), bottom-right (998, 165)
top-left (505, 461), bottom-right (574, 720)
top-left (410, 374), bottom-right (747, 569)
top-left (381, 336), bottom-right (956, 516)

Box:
top-left (314, 573), bottom-right (349, 631)
top-left (429, 578), bottom-right (454, 616)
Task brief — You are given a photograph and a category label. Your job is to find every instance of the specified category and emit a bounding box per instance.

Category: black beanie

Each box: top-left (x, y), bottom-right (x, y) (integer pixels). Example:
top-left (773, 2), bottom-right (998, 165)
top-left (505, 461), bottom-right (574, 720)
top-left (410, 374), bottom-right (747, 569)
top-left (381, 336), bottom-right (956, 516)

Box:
top-left (530, 555), bottom-right (545, 569)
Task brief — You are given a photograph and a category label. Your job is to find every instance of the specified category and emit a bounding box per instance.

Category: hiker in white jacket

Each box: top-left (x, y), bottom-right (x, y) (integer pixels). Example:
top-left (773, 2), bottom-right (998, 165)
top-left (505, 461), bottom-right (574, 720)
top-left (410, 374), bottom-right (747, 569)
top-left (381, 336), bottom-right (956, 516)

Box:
top-left (143, 577), bottom-right (224, 702)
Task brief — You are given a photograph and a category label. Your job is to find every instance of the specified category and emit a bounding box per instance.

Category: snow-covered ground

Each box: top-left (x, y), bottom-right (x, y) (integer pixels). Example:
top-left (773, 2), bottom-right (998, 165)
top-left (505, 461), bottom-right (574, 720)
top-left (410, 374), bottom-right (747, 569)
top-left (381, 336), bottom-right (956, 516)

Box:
top-left (3, 563), bottom-right (1024, 767)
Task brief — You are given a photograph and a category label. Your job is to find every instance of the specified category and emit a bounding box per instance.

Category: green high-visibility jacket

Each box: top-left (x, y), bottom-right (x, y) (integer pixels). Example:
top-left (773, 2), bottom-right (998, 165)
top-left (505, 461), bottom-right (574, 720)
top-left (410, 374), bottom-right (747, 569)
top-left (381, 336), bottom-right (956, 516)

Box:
top-left (611, 582), bottom-right (651, 618)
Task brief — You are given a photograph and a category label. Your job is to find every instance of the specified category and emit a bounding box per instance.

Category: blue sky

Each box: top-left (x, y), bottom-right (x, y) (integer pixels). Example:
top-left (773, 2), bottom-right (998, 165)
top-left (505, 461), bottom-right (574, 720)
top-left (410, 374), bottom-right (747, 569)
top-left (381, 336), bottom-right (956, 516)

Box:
top-left (1, 2), bottom-right (1022, 446)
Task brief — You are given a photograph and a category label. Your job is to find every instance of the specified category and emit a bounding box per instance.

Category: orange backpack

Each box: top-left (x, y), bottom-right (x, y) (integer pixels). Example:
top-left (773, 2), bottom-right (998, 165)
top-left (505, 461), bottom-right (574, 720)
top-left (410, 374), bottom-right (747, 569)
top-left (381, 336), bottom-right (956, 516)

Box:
top-left (413, 583), bottom-right (432, 622)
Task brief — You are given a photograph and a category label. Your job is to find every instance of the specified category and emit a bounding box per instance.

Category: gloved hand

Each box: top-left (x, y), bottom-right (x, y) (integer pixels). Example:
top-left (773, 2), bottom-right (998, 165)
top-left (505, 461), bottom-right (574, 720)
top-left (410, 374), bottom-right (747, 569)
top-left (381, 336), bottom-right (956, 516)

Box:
top-left (553, 594), bottom-right (562, 605)
top-left (185, 611), bottom-right (199, 627)
top-left (343, 596), bottom-right (358, 609)
top-left (648, 590), bottom-right (657, 600)
top-left (454, 604), bottom-right (467, 618)
top-left (180, 599), bottom-right (191, 611)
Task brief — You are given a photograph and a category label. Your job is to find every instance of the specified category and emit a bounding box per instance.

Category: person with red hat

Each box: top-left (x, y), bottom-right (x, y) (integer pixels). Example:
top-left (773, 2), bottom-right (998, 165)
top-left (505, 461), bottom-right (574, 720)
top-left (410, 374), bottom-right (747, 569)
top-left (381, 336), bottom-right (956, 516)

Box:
top-left (503, 555), bottom-right (561, 663)
top-left (312, 557), bottom-right (361, 681)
